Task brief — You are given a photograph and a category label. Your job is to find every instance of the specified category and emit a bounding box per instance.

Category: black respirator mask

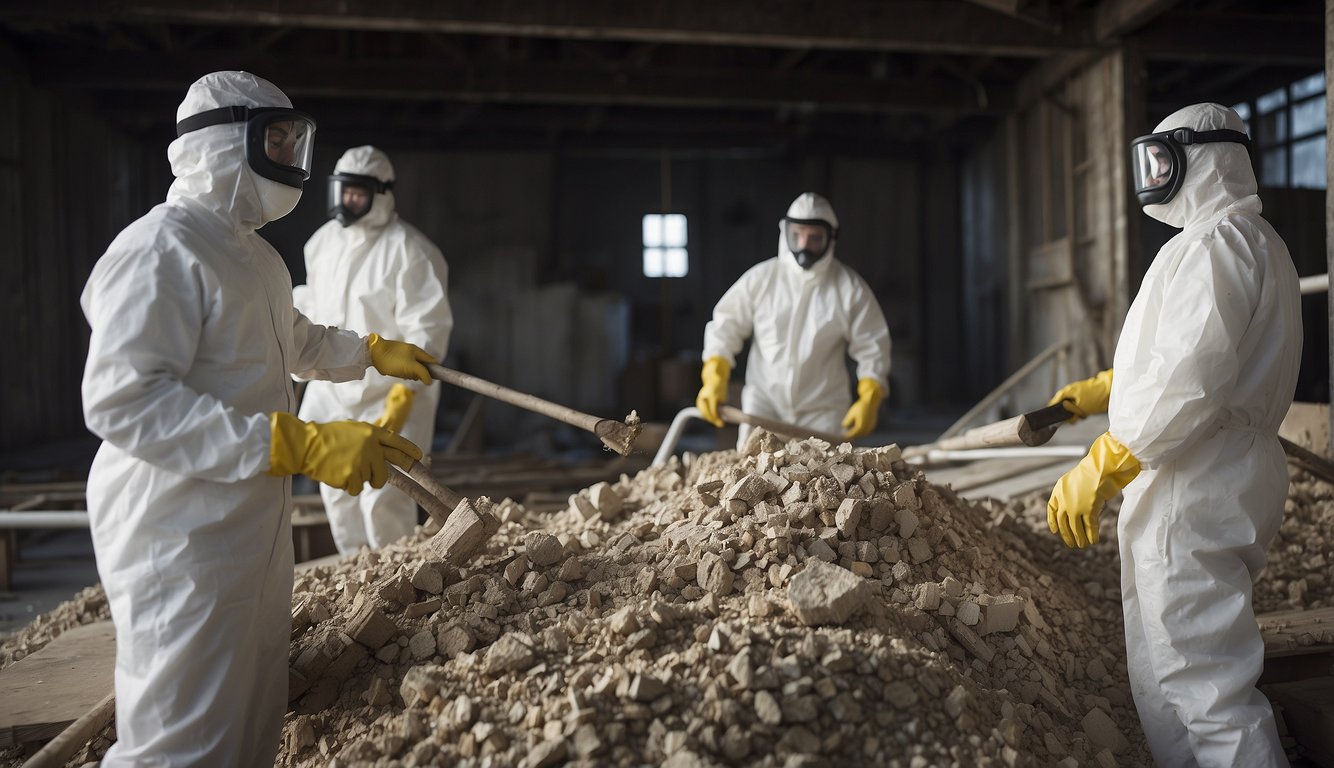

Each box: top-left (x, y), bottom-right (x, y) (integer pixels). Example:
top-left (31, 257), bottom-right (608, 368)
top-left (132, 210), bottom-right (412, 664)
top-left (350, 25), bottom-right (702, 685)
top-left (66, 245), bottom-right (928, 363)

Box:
top-left (328, 172), bottom-right (393, 227)
top-left (783, 217), bottom-right (836, 269)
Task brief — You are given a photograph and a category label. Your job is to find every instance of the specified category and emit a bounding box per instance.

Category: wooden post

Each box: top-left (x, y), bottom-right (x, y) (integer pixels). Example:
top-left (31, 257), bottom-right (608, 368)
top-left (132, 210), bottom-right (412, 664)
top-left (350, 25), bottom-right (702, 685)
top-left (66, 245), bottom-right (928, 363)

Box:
top-left (1326, 0), bottom-right (1334, 456)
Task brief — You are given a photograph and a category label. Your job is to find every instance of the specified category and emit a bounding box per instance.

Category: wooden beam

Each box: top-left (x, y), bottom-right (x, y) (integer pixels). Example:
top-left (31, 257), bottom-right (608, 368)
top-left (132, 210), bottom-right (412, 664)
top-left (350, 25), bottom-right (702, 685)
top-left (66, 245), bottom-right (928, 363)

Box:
top-left (1133, 11), bottom-right (1324, 65)
top-left (0, 0), bottom-right (1093, 57)
top-left (1093, 0), bottom-right (1183, 41)
top-left (33, 52), bottom-right (1012, 115)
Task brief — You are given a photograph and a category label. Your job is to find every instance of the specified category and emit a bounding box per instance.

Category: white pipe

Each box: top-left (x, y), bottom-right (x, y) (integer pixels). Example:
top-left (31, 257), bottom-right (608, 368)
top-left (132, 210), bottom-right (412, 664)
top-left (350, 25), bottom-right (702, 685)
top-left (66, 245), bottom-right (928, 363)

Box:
top-left (905, 446), bottom-right (1088, 464)
top-left (0, 511), bottom-right (90, 528)
top-left (1300, 273), bottom-right (1328, 295)
top-left (653, 407), bottom-right (705, 467)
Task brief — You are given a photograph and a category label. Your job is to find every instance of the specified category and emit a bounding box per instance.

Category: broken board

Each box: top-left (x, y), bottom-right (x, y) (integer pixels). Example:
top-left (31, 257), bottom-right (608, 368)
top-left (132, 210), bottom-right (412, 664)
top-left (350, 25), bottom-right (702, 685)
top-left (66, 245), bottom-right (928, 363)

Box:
top-left (0, 620), bottom-right (115, 747)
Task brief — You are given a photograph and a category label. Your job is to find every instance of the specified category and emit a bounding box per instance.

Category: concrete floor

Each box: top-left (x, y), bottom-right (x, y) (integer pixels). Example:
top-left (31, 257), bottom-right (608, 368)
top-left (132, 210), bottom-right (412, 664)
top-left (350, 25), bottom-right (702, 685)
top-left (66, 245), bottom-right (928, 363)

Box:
top-left (0, 528), bottom-right (101, 638)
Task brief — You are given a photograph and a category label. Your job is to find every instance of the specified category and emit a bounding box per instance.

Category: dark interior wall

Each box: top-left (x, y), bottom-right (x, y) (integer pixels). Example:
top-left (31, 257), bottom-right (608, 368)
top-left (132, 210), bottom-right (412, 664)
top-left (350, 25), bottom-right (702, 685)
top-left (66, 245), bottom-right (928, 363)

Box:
top-left (0, 67), bottom-right (166, 458)
top-left (551, 150), bottom-right (960, 413)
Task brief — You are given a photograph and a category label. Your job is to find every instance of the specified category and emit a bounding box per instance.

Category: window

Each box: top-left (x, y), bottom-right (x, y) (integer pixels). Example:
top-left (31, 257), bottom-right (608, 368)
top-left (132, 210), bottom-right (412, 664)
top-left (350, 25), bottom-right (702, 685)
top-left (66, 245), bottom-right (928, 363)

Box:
top-left (642, 213), bottom-right (688, 278)
top-left (1236, 72), bottom-right (1326, 189)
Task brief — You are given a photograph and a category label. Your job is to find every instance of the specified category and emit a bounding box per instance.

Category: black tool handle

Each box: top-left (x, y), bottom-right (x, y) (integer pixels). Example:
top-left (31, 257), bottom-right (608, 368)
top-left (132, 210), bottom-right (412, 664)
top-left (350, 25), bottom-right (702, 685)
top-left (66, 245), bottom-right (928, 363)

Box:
top-left (1025, 402), bottom-right (1075, 431)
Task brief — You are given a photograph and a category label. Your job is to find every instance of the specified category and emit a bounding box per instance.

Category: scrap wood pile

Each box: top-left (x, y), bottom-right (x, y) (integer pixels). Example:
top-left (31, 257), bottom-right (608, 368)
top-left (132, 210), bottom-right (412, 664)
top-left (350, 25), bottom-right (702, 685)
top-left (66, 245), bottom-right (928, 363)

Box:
top-left (18, 429), bottom-right (1334, 767)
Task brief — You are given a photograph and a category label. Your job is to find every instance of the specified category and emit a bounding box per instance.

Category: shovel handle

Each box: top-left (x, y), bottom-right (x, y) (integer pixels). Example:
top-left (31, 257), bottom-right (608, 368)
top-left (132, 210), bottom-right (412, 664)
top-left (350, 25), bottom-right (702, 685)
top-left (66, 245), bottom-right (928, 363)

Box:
top-left (1025, 402), bottom-right (1076, 431)
top-left (427, 364), bottom-right (601, 432)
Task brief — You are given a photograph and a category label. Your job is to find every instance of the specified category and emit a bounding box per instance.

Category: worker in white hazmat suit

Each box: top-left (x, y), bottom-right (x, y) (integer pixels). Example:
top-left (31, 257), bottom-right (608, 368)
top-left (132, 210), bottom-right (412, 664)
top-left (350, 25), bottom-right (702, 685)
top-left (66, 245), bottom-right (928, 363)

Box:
top-left (696, 192), bottom-right (891, 446)
top-left (295, 145), bottom-right (452, 553)
top-left (1046, 103), bottom-right (1301, 767)
top-left (80, 71), bottom-right (438, 766)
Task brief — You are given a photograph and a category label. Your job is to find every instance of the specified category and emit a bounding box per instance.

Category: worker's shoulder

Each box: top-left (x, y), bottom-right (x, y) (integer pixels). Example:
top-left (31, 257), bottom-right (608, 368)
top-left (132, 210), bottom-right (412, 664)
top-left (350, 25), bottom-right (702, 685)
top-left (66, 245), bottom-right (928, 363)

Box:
top-left (381, 217), bottom-right (445, 259)
top-left (100, 204), bottom-right (213, 270)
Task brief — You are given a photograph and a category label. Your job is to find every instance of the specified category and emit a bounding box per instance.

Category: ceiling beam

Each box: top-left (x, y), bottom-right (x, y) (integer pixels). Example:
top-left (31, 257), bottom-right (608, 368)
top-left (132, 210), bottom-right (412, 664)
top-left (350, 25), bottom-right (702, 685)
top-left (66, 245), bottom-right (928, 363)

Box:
top-left (0, 0), bottom-right (1093, 57)
top-left (1093, 0), bottom-right (1183, 41)
top-left (31, 51), bottom-right (1013, 116)
top-left (1133, 11), bottom-right (1324, 65)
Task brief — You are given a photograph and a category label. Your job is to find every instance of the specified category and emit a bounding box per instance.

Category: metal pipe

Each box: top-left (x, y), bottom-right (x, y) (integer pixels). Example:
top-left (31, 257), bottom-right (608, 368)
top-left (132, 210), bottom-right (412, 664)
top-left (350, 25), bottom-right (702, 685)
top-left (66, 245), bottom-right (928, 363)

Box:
top-left (653, 407), bottom-right (705, 467)
top-left (905, 445), bottom-right (1088, 464)
top-left (0, 511), bottom-right (90, 528)
top-left (1300, 273), bottom-right (1328, 295)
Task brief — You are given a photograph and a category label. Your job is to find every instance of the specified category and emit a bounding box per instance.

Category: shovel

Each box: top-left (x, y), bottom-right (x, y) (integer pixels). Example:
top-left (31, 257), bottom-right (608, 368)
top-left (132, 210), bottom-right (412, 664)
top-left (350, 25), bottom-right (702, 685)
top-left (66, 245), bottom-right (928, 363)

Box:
top-left (902, 402), bottom-right (1073, 460)
top-left (426, 363), bottom-right (641, 455)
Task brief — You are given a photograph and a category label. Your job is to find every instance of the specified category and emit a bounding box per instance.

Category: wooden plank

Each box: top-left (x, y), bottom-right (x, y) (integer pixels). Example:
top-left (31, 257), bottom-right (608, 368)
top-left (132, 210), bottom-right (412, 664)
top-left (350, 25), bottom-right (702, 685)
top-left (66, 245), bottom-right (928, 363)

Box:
top-left (0, 621), bottom-right (115, 747)
top-left (1266, 676), bottom-right (1334, 766)
top-left (1259, 606), bottom-right (1334, 659)
top-left (0, 0), bottom-right (1090, 57)
top-left (952, 460), bottom-right (1075, 501)
top-left (926, 455), bottom-right (1070, 493)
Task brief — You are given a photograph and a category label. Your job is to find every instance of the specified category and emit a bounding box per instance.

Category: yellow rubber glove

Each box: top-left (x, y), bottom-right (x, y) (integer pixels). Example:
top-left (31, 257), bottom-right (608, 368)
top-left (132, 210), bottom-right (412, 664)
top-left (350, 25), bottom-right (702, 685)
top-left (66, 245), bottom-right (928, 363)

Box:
top-left (696, 356), bottom-right (732, 427)
top-left (367, 333), bottom-right (436, 385)
top-left (1047, 431), bottom-right (1140, 548)
top-left (841, 378), bottom-right (886, 439)
top-left (1048, 369), bottom-right (1114, 422)
top-left (267, 412), bottom-right (423, 496)
top-left (374, 383), bottom-right (416, 434)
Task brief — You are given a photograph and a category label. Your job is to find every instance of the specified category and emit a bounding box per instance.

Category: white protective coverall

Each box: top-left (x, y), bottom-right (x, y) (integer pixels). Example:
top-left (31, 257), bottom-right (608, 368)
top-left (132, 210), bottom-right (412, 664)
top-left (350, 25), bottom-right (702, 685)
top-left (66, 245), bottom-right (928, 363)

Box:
top-left (1110, 103), bottom-right (1301, 767)
top-left (295, 146), bottom-right (452, 552)
top-left (702, 193), bottom-right (891, 444)
top-left (81, 72), bottom-right (373, 767)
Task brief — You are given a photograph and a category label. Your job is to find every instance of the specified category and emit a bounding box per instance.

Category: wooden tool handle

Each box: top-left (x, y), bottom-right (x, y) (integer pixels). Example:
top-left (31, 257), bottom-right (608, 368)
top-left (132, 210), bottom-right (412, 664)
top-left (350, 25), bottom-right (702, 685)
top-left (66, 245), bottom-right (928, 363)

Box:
top-left (718, 405), bottom-right (846, 445)
top-left (22, 692), bottom-right (115, 768)
top-left (427, 364), bottom-right (600, 432)
top-left (386, 465), bottom-right (455, 527)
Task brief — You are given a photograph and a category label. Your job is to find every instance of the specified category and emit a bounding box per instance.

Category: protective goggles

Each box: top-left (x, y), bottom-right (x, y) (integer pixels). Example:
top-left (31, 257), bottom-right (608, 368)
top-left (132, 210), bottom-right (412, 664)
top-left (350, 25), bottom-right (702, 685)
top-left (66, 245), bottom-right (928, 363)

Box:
top-left (328, 172), bottom-right (393, 227)
top-left (176, 105), bottom-right (317, 189)
top-left (1130, 127), bottom-right (1251, 206)
top-left (783, 217), bottom-right (836, 269)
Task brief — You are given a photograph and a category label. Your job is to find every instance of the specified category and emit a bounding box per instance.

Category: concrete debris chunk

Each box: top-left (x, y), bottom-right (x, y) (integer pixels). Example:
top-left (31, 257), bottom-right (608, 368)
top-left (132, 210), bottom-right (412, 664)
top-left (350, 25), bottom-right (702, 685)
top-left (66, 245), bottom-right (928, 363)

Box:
top-left (484, 633), bottom-right (537, 675)
top-left (525, 531), bottom-right (565, 568)
top-left (1082, 707), bottom-right (1130, 755)
top-left (590, 481), bottom-right (625, 520)
top-left (786, 559), bottom-right (872, 626)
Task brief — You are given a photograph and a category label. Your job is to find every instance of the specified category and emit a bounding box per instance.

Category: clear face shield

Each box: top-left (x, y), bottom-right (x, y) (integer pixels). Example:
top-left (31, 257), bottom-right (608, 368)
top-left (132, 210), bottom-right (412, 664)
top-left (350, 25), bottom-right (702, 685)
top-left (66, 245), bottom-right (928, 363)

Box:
top-left (175, 105), bottom-right (317, 189)
top-left (1129, 127), bottom-right (1251, 207)
top-left (327, 172), bottom-right (392, 227)
top-left (783, 218), bottom-right (835, 269)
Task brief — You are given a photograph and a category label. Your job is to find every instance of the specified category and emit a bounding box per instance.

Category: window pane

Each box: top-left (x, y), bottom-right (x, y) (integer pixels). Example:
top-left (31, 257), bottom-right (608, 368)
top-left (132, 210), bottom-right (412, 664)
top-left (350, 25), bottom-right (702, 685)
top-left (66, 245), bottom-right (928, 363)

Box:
top-left (662, 213), bottom-right (687, 247)
top-left (1261, 110), bottom-right (1288, 145)
top-left (643, 247), bottom-right (664, 277)
top-left (1258, 87), bottom-right (1288, 115)
top-left (1291, 136), bottom-right (1327, 189)
top-left (1292, 72), bottom-right (1326, 100)
top-left (1262, 147), bottom-right (1288, 186)
top-left (642, 214), bottom-right (663, 248)
top-left (664, 248), bottom-right (689, 278)
top-left (1231, 102), bottom-right (1251, 122)
top-left (1291, 96), bottom-right (1326, 138)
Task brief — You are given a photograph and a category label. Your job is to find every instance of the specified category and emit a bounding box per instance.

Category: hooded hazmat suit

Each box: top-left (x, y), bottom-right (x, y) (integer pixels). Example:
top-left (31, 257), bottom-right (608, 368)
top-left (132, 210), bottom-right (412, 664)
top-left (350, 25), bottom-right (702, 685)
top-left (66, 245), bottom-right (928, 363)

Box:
top-left (1111, 103), bottom-right (1301, 766)
top-left (702, 193), bottom-right (891, 445)
top-left (80, 71), bottom-right (374, 766)
top-left (295, 146), bottom-right (452, 552)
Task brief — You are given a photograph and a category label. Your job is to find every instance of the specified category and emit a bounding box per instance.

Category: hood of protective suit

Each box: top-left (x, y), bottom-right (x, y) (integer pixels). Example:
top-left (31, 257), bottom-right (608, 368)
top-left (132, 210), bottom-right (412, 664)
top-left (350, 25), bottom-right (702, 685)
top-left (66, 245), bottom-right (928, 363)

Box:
top-left (1142, 103), bottom-right (1258, 229)
top-left (334, 145), bottom-right (397, 230)
top-left (779, 192), bottom-right (839, 276)
top-left (166, 71), bottom-right (303, 231)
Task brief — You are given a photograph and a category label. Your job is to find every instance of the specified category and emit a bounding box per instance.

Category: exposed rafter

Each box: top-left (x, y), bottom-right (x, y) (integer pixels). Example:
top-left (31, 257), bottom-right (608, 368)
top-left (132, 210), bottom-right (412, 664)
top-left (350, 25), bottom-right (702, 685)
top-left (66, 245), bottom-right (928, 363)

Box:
top-left (30, 51), bottom-right (1012, 116)
top-left (0, 0), bottom-right (1094, 57)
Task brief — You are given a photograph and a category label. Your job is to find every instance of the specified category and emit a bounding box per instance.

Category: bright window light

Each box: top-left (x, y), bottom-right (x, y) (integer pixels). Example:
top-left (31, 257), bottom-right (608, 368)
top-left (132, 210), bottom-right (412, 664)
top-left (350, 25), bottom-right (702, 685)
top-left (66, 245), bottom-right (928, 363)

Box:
top-left (642, 213), bottom-right (688, 277)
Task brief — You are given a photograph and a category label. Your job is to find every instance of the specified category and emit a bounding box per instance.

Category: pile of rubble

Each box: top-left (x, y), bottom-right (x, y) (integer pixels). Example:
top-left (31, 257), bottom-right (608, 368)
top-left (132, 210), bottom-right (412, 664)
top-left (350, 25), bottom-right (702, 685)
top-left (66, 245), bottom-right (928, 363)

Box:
top-left (264, 431), bottom-right (1146, 767)
top-left (17, 430), bottom-right (1334, 767)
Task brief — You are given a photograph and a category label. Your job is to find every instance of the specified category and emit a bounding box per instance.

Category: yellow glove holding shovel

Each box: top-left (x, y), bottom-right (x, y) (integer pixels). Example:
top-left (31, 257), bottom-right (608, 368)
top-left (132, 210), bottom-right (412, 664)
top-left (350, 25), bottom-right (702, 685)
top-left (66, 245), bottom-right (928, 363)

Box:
top-left (696, 356), bottom-right (731, 428)
top-left (267, 412), bottom-right (422, 496)
top-left (375, 383), bottom-right (416, 435)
